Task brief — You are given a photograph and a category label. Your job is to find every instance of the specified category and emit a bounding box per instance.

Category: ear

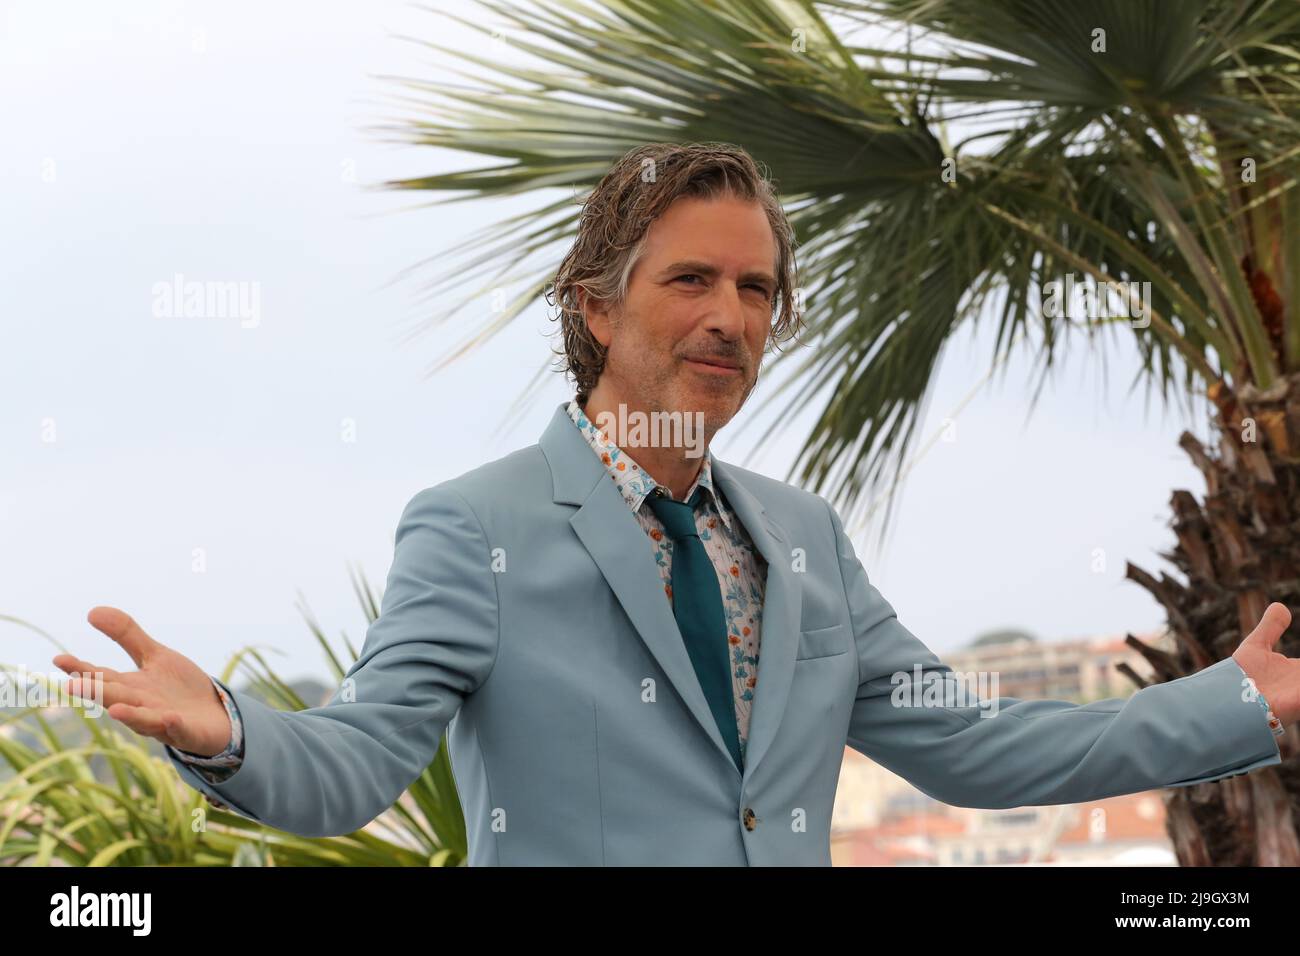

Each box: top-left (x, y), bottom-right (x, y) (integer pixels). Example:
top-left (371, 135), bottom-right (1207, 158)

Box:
top-left (580, 288), bottom-right (615, 348)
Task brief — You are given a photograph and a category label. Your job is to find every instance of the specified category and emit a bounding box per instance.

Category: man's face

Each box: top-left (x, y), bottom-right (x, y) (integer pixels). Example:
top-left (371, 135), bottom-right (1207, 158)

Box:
top-left (584, 193), bottom-right (776, 433)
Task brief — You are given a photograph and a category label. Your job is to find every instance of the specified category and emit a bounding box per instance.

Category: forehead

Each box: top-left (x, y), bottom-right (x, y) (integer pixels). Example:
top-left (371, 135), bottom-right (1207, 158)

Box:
top-left (640, 193), bottom-right (777, 267)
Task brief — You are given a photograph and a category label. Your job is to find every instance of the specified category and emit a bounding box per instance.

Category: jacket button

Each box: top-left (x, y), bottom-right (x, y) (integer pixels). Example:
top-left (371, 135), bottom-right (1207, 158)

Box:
top-left (742, 807), bottom-right (756, 831)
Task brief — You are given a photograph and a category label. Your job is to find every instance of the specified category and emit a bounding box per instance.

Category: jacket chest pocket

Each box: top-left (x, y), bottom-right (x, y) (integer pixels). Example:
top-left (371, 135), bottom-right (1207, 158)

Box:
top-left (796, 622), bottom-right (849, 660)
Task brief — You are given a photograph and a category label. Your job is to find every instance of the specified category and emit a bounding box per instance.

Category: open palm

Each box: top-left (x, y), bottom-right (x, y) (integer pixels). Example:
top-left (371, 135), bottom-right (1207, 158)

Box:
top-left (53, 606), bottom-right (231, 757)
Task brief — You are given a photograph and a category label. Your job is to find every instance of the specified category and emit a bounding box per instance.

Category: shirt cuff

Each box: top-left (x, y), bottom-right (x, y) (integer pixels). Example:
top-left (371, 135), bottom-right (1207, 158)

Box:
top-left (1250, 683), bottom-right (1287, 738)
top-left (168, 675), bottom-right (244, 769)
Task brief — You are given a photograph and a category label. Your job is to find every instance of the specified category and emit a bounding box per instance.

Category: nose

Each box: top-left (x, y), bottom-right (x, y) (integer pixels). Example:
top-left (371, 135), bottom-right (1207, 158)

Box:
top-left (702, 281), bottom-right (747, 341)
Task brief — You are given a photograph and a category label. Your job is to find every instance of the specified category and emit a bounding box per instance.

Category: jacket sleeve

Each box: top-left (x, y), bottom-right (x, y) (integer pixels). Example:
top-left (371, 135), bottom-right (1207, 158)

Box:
top-left (829, 502), bottom-right (1283, 809)
top-left (166, 484), bottom-right (500, 836)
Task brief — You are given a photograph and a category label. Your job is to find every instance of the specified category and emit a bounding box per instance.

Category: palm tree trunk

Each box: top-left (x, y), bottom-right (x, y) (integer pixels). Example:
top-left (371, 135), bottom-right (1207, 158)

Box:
top-left (1126, 375), bottom-right (1300, 865)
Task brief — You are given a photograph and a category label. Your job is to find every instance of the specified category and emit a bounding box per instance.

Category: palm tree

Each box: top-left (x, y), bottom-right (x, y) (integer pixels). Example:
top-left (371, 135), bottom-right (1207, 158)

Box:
top-left (379, 0), bottom-right (1300, 864)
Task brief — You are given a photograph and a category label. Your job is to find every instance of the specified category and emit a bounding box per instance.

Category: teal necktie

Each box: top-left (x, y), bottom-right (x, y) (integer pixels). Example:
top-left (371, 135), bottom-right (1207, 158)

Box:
top-left (647, 486), bottom-right (743, 772)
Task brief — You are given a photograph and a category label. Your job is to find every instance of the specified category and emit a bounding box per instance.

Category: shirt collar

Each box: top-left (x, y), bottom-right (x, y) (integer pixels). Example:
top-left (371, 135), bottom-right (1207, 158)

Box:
top-left (565, 399), bottom-right (732, 531)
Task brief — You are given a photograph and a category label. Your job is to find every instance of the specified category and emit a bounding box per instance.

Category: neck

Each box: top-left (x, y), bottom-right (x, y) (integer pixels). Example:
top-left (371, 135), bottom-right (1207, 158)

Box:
top-left (579, 392), bottom-right (716, 501)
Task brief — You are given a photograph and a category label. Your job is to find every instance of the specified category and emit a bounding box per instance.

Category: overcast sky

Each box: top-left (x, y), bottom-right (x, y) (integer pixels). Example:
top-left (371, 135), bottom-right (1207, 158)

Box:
top-left (2, 0), bottom-right (1216, 690)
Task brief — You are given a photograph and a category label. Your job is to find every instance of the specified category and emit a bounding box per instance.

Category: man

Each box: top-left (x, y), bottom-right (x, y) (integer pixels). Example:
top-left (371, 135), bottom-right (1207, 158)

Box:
top-left (60, 143), bottom-right (1295, 865)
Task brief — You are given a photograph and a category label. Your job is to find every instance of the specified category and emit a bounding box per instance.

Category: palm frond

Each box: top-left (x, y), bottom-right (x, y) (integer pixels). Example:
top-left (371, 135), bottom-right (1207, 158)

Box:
top-left (377, 0), bottom-right (1300, 540)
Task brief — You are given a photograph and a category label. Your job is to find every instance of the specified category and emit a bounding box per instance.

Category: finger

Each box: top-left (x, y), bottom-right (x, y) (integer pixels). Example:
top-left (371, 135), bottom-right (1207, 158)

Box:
top-left (64, 675), bottom-right (146, 709)
top-left (1245, 602), bottom-right (1292, 653)
top-left (106, 702), bottom-right (183, 743)
top-left (51, 654), bottom-right (127, 682)
top-left (86, 606), bottom-right (159, 669)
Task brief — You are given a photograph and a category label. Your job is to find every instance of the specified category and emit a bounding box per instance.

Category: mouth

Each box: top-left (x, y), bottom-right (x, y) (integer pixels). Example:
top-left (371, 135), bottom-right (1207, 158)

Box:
top-left (684, 357), bottom-right (742, 375)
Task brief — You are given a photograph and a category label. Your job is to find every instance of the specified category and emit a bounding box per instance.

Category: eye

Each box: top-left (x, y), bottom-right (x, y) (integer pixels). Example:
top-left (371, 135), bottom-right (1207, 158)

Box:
top-left (674, 274), bottom-right (771, 301)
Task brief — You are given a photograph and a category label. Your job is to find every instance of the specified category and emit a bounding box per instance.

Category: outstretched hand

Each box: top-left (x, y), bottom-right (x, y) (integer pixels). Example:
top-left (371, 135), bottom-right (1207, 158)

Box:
top-left (54, 606), bottom-right (232, 757)
top-left (1233, 602), bottom-right (1299, 729)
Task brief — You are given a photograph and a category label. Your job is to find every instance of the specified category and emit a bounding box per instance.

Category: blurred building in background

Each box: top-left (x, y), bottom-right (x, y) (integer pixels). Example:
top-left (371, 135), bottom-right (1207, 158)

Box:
top-left (831, 626), bottom-right (1179, 865)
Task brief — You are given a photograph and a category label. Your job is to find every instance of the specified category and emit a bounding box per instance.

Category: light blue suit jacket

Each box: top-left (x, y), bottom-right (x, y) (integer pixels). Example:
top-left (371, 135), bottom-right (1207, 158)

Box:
top-left (168, 402), bottom-right (1283, 864)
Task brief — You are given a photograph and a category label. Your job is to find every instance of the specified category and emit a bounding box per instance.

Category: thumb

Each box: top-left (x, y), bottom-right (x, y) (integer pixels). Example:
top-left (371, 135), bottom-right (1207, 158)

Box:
top-left (1242, 602), bottom-right (1291, 653)
top-left (87, 606), bottom-right (160, 669)
top-left (160, 710), bottom-right (188, 747)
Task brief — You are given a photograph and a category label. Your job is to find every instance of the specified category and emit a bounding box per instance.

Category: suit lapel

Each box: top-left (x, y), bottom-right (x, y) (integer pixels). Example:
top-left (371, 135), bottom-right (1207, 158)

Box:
top-left (709, 458), bottom-right (801, 785)
top-left (538, 402), bottom-right (802, 783)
